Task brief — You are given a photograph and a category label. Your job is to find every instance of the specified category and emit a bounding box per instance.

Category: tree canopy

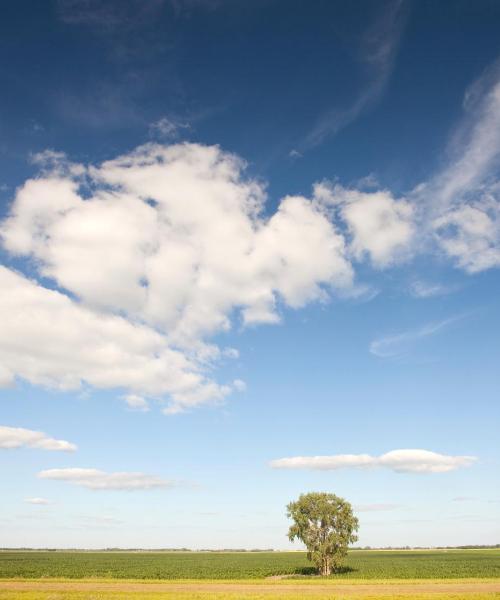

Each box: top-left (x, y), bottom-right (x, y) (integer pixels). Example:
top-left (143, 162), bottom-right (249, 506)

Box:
top-left (287, 492), bottom-right (359, 576)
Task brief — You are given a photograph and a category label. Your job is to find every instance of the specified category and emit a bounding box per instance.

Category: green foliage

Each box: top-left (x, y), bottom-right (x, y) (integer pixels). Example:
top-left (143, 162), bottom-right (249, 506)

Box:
top-left (0, 549), bottom-right (499, 580)
top-left (287, 492), bottom-right (359, 575)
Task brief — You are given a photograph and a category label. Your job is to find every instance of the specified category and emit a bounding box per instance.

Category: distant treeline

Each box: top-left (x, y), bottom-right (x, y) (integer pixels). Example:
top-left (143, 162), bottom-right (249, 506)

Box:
top-left (354, 545), bottom-right (500, 550)
top-left (1, 544), bottom-right (499, 552)
top-left (0, 548), bottom-right (276, 553)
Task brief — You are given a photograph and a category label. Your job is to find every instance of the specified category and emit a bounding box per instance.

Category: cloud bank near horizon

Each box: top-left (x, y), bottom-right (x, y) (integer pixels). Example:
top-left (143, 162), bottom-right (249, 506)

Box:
top-left (270, 449), bottom-right (478, 474)
top-left (38, 468), bottom-right (173, 490)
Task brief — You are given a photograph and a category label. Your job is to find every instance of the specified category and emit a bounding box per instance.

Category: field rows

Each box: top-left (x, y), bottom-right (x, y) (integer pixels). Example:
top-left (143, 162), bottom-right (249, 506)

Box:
top-left (0, 550), bottom-right (499, 580)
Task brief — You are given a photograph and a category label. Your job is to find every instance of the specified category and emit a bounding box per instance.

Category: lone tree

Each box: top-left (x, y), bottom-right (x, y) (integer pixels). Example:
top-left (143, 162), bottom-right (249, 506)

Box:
top-left (287, 492), bottom-right (359, 576)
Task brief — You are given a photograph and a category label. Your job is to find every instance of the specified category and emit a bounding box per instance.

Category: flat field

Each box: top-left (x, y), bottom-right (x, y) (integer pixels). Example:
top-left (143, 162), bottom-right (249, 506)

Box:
top-left (0, 579), bottom-right (500, 599)
top-left (1, 549), bottom-right (499, 580)
top-left (1, 550), bottom-right (499, 599)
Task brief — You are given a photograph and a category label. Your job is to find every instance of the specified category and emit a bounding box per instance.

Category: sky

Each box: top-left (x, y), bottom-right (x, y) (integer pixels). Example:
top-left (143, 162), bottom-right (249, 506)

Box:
top-left (1, 0), bottom-right (500, 550)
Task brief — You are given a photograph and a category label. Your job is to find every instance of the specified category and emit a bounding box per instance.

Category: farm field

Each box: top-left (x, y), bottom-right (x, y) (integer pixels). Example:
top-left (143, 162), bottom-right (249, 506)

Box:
top-left (1, 549), bottom-right (499, 580)
top-left (0, 579), bottom-right (500, 599)
top-left (1, 550), bottom-right (499, 599)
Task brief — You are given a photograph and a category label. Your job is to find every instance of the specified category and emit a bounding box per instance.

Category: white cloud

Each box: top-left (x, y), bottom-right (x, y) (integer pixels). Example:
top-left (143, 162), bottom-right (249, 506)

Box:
top-left (270, 449), bottom-right (477, 474)
top-left (122, 394), bottom-right (150, 412)
top-left (149, 117), bottom-right (190, 140)
top-left (369, 316), bottom-right (461, 358)
top-left (409, 280), bottom-right (456, 298)
top-left (314, 183), bottom-right (415, 267)
top-left (0, 142), bottom-right (354, 413)
top-left (421, 59), bottom-right (500, 271)
top-left (304, 58), bottom-right (500, 275)
top-left (0, 266), bottom-right (231, 413)
top-left (232, 378), bottom-right (246, 392)
top-left (0, 426), bottom-right (76, 452)
top-left (378, 449), bottom-right (477, 473)
top-left (429, 60), bottom-right (500, 209)
top-left (3, 56), bottom-right (500, 417)
top-left (1, 145), bottom-right (354, 331)
top-left (24, 497), bottom-right (53, 505)
top-left (356, 173), bottom-right (380, 190)
top-left (433, 194), bottom-right (500, 272)
top-left (38, 468), bottom-right (173, 490)
top-left (338, 282), bottom-right (380, 303)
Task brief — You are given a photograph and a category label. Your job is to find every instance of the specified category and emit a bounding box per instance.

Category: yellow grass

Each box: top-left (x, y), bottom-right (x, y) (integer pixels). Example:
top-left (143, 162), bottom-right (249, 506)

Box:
top-left (1, 578), bottom-right (500, 600)
top-left (1, 591), bottom-right (499, 600)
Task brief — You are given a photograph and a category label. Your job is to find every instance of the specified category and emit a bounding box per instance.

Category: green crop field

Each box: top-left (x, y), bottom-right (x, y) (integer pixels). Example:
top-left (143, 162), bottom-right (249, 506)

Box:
top-left (0, 549), bottom-right (499, 580)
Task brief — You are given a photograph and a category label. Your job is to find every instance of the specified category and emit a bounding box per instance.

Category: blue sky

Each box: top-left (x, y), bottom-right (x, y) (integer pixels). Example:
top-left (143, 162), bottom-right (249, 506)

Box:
top-left (1, 0), bottom-right (499, 549)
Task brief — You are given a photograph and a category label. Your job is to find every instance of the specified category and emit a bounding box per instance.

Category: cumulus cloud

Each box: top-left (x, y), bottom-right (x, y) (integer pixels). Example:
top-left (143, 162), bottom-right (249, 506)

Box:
top-left (0, 266), bottom-right (230, 412)
top-left (0, 143), bottom-right (354, 413)
top-left (38, 468), bottom-right (172, 490)
top-left (1, 144), bottom-right (355, 331)
top-left (3, 54), bottom-right (500, 415)
top-left (306, 57), bottom-right (500, 274)
top-left (122, 394), bottom-right (150, 412)
top-left (0, 426), bottom-right (76, 452)
top-left (24, 497), bottom-right (53, 505)
top-left (314, 183), bottom-right (415, 267)
top-left (270, 449), bottom-right (477, 473)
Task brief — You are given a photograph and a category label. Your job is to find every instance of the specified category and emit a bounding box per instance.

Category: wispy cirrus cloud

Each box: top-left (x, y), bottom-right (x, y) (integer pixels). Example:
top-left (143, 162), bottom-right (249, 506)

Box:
top-left (57, 0), bottom-right (165, 32)
top-left (38, 468), bottom-right (173, 491)
top-left (369, 315), bottom-right (464, 358)
top-left (149, 116), bottom-right (191, 140)
top-left (409, 280), bottom-right (458, 299)
top-left (0, 426), bottom-right (76, 452)
top-left (420, 58), bottom-right (500, 272)
top-left (428, 58), bottom-right (500, 210)
top-left (270, 449), bottom-right (477, 474)
top-left (301, 0), bottom-right (409, 150)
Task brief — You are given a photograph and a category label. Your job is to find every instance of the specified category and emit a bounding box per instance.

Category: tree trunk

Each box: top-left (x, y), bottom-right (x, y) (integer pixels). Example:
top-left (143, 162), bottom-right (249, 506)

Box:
top-left (321, 557), bottom-right (331, 576)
